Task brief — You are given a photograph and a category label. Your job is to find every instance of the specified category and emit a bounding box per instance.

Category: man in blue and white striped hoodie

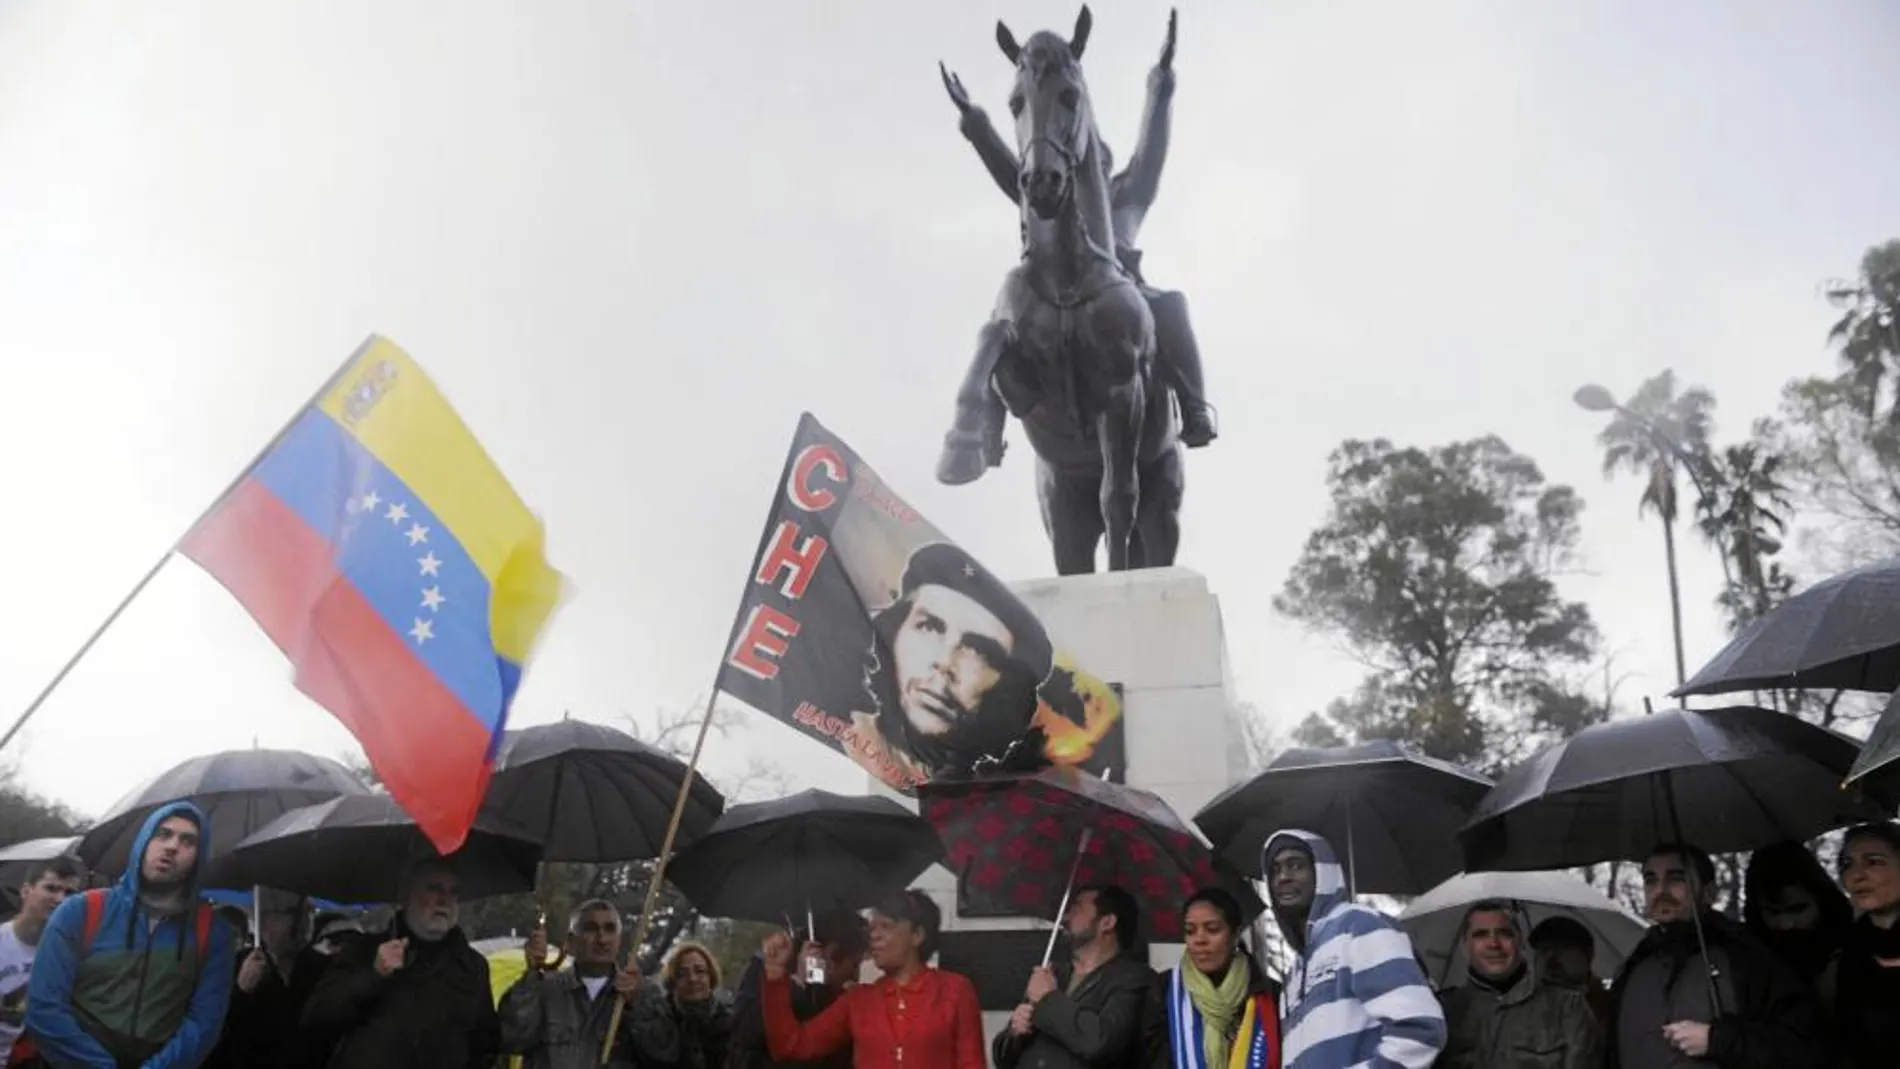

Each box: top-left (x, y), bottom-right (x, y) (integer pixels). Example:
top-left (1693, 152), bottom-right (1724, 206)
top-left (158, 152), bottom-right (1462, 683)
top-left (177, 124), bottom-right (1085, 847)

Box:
top-left (1263, 829), bottom-right (1445, 1069)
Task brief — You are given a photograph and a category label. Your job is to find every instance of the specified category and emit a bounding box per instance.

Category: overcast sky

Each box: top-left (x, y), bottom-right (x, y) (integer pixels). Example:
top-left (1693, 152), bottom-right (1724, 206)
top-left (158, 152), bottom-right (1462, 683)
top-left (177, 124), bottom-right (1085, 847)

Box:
top-left (2, 0), bottom-right (1897, 819)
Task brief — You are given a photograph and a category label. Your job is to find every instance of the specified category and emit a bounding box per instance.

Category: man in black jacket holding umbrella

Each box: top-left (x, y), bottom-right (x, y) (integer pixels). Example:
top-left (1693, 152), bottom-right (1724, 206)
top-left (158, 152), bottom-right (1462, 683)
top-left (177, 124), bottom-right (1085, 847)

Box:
top-left (995, 884), bottom-right (1155, 1069)
top-left (300, 859), bottom-right (501, 1068)
top-left (1608, 843), bottom-right (1824, 1069)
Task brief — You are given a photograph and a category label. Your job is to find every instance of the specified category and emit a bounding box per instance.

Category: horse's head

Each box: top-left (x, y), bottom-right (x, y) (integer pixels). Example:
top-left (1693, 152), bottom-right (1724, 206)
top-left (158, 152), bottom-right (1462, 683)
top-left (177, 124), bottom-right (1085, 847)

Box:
top-left (996, 6), bottom-right (1095, 222)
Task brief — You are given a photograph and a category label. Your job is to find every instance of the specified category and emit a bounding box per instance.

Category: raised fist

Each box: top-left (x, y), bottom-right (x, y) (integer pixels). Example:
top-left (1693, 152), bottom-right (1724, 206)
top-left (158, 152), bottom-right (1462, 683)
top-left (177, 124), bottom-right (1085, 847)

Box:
top-left (615, 961), bottom-right (644, 1003)
top-left (374, 937), bottom-right (408, 977)
top-left (523, 924), bottom-right (549, 970)
top-left (762, 930), bottom-right (794, 979)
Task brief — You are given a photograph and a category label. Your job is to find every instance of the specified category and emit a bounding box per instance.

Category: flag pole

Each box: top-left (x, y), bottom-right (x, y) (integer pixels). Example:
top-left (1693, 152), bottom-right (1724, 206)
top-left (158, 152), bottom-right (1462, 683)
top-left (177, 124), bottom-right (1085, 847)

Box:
top-left (600, 415), bottom-right (816, 1066)
top-left (600, 691), bottom-right (722, 1065)
top-left (0, 337), bottom-right (375, 758)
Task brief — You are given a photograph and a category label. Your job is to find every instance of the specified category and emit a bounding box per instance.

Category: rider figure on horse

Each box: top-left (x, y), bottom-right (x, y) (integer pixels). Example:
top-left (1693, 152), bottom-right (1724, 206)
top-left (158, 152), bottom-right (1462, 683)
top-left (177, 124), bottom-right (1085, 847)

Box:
top-left (938, 10), bottom-right (1215, 486)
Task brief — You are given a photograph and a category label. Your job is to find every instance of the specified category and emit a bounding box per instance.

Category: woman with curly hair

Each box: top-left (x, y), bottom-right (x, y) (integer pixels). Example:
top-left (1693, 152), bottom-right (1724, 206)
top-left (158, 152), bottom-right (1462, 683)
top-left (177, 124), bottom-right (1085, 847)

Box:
top-left (662, 941), bottom-right (734, 1069)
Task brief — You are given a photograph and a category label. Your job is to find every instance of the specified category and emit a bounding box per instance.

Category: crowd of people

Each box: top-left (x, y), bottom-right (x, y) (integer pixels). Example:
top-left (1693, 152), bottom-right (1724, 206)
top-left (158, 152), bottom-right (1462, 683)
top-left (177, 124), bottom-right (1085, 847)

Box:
top-left (0, 806), bottom-right (1898, 1067)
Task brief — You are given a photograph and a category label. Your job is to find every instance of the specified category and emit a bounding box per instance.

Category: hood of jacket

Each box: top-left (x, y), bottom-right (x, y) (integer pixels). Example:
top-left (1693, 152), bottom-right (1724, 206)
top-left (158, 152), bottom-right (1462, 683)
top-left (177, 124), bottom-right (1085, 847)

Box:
top-left (1262, 828), bottom-right (1348, 941)
top-left (1742, 840), bottom-right (1852, 975)
top-left (120, 799), bottom-right (211, 900)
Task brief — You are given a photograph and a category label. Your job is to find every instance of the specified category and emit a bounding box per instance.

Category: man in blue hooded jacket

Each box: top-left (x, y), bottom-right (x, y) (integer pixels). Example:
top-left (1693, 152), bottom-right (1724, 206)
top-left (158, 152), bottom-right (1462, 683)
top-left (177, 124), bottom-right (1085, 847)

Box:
top-left (23, 800), bottom-right (236, 1068)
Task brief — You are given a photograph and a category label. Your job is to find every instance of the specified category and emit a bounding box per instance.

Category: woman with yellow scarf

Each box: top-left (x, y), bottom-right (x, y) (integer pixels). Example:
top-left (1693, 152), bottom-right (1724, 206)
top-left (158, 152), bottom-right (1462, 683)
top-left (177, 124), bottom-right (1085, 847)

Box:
top-left (1164, 889), bottom-right (1281, 1069)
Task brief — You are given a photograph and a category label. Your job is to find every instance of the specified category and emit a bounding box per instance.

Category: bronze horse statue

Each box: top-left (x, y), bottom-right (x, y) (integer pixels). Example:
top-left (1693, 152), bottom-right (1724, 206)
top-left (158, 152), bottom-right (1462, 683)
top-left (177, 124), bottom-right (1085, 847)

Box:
top-left (937, 8), bottom-right (1184, 575)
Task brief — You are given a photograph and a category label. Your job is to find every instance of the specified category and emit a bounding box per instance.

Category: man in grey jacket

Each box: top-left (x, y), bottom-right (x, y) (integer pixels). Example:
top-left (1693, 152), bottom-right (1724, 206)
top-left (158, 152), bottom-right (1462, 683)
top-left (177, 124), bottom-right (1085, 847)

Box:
top-left (1436, 900), bottom-right (1602, 1069)
top-left (499, 899), bottom-right (681, 1069)
top-left (995, 884), bottom-right (1156, 1069)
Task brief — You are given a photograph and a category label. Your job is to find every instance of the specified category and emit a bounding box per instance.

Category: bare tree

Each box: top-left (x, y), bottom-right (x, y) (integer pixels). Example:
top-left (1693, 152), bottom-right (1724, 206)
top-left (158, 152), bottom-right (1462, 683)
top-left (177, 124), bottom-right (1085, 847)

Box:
top-left (1234, 702), bottom-right (1284, 775)
top-left (624, 702), bottom-right (792, 804)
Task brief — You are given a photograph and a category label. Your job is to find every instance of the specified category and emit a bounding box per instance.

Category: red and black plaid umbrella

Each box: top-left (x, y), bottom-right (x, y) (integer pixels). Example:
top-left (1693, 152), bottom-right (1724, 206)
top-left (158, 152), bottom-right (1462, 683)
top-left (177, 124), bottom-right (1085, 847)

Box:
top-left (918, 766), bottom-right (1259, 940)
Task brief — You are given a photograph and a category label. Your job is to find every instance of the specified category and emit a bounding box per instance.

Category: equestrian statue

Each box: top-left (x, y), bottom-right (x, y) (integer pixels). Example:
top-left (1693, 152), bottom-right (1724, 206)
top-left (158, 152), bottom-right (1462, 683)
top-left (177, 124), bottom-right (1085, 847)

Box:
top-left (935, 7), bottom-right (1210, 575)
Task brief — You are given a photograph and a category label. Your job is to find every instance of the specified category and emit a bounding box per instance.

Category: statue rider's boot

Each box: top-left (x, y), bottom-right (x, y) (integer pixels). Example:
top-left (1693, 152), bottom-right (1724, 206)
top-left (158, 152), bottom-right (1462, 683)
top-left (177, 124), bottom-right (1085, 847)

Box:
top-left (1150, 289), bottom-right (1219, 448)
top-left (1179, 399), bottom-right (1219, 448)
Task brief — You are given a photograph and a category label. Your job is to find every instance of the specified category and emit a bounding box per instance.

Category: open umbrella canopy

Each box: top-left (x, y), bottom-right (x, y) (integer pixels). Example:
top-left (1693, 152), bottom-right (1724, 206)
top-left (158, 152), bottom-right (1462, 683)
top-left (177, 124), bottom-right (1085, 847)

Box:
top-left (0, 836), bottom-right (79, 865)
top-left (1461, 706), bottom-right (1900, 871)
top-left (668, 789), bottom-right (943, 923)
top-left (211, 794), bottom-right (542, 903)
top-left (1194, 740), bottom-right (1492, 894)
top-left (0, 836), bottom-right (82, 890)
top-left (1850, 688), bottom-right (1900, 784)
top-left (1397, 870), bottom-right (1646, 985)
top-left (1675, 557), bottom-right (1900, 696)
top-left (80, 749), bottom-right (372, 877)
top-left (200, 888), bottom-right (367, 913)
top-left (921, 766), bottom-right (1257, 941)
top-left (483, 719), bottom-right (725, 863)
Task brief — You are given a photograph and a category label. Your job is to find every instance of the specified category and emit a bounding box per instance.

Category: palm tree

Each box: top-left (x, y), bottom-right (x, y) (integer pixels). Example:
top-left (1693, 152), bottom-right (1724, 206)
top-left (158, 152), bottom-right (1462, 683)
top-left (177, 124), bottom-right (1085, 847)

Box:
top-left (1696, 439), bottom-right (1793, 630)
top-left (1596, 371), bottom-right (1716, 685)
top-left (1826, 240), bottom-right (1900, 423)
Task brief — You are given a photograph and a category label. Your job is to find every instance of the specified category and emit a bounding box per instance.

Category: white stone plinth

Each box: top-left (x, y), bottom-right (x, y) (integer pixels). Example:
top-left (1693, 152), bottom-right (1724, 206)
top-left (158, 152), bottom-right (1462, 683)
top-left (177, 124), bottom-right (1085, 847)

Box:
top-left (869, 567), bottom-right (1247, 1043)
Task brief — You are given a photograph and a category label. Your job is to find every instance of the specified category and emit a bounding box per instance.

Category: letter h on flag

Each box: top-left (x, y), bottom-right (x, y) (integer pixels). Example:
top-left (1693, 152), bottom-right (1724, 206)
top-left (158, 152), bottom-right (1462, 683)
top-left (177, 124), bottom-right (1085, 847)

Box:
top-left (179, 335), bottom-right (565, 853)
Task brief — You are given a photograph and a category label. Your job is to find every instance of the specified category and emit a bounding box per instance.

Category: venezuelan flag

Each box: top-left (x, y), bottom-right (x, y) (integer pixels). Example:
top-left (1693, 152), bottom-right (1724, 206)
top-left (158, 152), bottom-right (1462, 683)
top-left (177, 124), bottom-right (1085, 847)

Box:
top-left (180, 335), bottom-right (564, 854)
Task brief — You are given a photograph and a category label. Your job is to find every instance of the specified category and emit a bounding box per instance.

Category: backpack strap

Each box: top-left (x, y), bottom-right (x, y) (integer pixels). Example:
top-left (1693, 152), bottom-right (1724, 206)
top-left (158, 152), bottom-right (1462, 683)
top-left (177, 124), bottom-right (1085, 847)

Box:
top-left (78, 888), bottom-right (108, 954)
top-left (76, 891), bottom-right (213, 972)
top-left (192, 902), bottom-right (213, 965)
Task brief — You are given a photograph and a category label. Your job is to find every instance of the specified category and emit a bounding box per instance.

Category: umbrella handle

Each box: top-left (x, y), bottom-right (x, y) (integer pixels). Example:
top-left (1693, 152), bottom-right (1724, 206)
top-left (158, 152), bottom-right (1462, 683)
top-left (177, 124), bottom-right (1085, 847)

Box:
top-left (1042, 828), bottom-right (1095, 967)
top-left (1660, 776), bottom-right (1723, 1017)
top-left (533, 911), bottom-right (568, 972)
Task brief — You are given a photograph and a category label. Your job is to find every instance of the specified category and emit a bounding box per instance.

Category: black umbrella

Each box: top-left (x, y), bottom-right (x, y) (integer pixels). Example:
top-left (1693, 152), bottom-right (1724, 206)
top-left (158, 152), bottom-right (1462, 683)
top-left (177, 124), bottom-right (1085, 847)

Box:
top-left (483, 719), bottom-right (725, 863)
top-left (667, 790), bottom-right (943, 925)
top-left (1675, 557), bottom-right (1900, 696)
top-left (211, 794), bottom-right (542, 903)
top-left (80, 749), bottom-right (372, 877)
top-left (1460, 706), bottom-right (1900, 872)
top-left (1193, 740), bottom-right (1493, 895)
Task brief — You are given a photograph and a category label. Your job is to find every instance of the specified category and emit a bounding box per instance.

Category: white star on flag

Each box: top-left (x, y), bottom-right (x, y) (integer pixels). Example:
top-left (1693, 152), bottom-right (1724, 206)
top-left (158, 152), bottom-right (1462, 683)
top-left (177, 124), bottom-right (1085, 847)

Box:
top-left (385, 502), bottom-right (409, 524)
top-left (356, 491), bottom-right (381, 514)
top-left (417, 552), bottom-right (441, 577)
top-left (409, 618), bottom-right (435, 644)
top-left (405, 523), bottom-right (430, 546)
top-left (420, 586), bottom-right (445, 611)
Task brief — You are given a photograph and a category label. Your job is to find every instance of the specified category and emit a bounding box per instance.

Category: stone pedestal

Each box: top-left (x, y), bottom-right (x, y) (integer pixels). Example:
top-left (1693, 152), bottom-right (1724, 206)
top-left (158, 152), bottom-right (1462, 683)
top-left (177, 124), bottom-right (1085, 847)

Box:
top-left (869, 567), bottom-right (1248, 1041)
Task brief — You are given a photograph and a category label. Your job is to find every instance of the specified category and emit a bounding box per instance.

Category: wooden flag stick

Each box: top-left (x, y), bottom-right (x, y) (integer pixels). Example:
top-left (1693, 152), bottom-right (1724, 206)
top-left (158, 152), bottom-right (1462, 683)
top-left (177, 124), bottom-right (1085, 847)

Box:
top-left (0, 339), bottom-right (370, 759)
top-left (600, 693), bottom-right (721, 1066)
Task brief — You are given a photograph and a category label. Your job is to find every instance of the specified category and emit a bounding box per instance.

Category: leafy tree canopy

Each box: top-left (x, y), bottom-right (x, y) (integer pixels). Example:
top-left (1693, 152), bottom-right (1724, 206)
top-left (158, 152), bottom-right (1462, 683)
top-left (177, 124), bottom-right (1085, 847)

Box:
top-left (1275, 436), bottom-right (1604, 772)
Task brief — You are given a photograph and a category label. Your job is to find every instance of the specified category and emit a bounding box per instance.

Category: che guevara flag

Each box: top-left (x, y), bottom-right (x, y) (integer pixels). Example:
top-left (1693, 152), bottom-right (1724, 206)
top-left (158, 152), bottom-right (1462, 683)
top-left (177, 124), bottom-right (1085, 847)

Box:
top-left (180, 335), bottom-right (564, 853)
top-left (713, 413), bottom-right (1123, 794)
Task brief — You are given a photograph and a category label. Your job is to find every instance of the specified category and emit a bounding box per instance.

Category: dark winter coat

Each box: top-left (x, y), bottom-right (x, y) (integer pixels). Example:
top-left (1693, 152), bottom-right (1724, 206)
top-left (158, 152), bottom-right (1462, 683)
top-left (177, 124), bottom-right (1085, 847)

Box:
top-left (300, 916), bottom-right (499, 1069)
top-left (993, 954), bottom-right (1158, 1069)
top-left (1606, 913), bottom-right (1823, 1069)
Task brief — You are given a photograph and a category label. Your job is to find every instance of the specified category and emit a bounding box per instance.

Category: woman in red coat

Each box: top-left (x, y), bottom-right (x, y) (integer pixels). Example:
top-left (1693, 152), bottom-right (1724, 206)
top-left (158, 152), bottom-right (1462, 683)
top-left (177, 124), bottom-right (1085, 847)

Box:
top-left (760, 891), bottom-right (985, 1069)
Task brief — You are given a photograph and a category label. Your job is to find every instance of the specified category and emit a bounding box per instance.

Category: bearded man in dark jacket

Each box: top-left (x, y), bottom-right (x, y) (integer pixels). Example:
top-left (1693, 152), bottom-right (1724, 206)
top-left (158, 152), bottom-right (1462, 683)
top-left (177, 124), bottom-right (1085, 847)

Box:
top-left (994, 885), bottom-right (1156, 1069)
top-left (1607, 844), bottom-right (1823, 1069)
top-left (301, 860), bottom-right (500, 1068)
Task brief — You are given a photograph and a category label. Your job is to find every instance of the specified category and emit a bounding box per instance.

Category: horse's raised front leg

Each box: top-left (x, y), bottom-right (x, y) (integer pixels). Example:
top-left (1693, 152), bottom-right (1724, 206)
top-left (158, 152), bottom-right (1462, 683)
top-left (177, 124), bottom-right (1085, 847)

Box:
top-left (937, 320), bottom-right (1014, 487)
top-left (1096, 374), bottom-right (1145, 571)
